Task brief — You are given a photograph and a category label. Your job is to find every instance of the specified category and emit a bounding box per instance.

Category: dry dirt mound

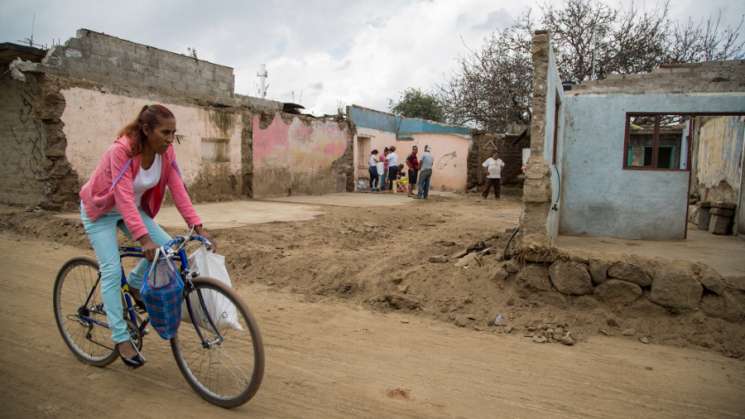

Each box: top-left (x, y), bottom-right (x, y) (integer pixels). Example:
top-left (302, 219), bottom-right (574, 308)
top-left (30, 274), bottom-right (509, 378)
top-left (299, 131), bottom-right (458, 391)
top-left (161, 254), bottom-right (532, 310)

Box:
top-left (2, 196), bottom-right (744, 359)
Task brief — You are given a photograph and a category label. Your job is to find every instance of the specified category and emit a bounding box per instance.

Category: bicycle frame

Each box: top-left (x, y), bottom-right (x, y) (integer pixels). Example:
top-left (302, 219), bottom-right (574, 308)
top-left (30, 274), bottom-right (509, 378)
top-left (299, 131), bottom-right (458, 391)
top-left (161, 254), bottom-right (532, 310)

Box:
top-left (75, 235), bottom-right (225, 348)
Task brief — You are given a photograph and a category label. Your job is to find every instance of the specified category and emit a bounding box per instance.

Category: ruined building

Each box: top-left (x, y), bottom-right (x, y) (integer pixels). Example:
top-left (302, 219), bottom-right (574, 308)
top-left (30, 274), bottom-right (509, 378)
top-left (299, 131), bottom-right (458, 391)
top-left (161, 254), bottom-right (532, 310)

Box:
top-left (0, 29), bottom-right (354, 210)
top-left (522, 30), bottom-right (745, 246)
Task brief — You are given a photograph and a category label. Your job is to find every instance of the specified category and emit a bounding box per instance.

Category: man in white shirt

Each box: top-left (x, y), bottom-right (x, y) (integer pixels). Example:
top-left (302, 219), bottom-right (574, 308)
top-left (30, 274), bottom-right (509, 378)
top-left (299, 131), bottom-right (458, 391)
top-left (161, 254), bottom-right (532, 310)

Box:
top-left (482, 151), bottom-right (505, 199)
top-left (386, 146), bottom-right (399, 191)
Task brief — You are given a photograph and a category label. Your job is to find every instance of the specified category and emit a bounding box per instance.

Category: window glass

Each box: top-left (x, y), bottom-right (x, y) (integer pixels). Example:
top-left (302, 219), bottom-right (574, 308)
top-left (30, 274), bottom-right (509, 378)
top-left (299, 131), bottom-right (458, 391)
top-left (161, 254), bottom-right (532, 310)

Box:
top-left (625, 115), bottom-right (689, 170)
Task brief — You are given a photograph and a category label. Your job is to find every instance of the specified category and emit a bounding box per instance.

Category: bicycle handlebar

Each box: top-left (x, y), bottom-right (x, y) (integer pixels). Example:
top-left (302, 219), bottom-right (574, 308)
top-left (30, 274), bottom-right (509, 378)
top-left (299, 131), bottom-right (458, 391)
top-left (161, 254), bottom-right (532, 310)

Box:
top-left (162, 234), bottom-right (214, 255)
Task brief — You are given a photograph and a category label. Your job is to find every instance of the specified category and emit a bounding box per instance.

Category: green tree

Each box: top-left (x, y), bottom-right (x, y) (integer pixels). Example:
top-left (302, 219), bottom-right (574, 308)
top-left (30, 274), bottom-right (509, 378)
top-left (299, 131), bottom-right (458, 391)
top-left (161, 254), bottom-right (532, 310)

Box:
top-left (390, 88), bottom-right (445, 122)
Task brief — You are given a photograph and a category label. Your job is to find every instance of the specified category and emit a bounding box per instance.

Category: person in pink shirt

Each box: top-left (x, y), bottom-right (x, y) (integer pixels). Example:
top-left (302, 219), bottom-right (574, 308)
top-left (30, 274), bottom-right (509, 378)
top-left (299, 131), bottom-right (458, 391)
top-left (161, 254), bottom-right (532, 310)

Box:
top-left (79, 104), bottom-right (213, 368)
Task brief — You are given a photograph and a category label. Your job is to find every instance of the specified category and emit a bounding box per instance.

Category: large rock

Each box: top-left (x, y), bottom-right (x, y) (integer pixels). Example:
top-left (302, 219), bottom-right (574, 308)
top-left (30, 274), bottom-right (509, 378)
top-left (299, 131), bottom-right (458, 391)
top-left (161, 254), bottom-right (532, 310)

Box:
top-left (522, 246), bottom-right (559, 263)
top-left (589, 259), bottom-right (609, 285)
top-left (594, 280), bottom-right (642, 306)
top-left (548, 260), bottom-right (593, 296)
top-left (608, 261), bottom-right (652, 287)
top-left (691, 262), bottom-right (726, 295)
top-left (649, 266), bottom-right (703, 310)
top-left (515, 265), bottom-right (553, 292)
top-left (700, 290), bottom-right (745, 321)
top-left (723, 275), bottom-right (745, 292)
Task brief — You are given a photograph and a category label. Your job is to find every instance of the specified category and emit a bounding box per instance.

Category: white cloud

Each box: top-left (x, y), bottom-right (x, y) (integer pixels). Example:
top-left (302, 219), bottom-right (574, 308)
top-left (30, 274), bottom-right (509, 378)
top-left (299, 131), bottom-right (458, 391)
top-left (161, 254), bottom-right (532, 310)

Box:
top-left (247, 0), bottom-right (524, 114)
top-left (2, 0), bottom-right (743, 116)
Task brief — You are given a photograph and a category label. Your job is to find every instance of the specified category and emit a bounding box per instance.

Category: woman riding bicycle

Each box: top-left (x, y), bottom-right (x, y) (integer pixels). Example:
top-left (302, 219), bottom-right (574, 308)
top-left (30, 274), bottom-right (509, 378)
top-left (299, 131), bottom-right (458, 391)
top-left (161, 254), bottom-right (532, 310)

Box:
top-left (79, 104), bottom-right (214, 369)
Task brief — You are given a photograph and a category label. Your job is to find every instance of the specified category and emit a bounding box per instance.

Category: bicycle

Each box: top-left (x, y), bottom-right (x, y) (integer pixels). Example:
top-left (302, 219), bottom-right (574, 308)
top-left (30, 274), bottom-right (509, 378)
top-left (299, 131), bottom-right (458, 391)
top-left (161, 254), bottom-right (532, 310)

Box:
top-left (52, 233), bottom-right (265, 408)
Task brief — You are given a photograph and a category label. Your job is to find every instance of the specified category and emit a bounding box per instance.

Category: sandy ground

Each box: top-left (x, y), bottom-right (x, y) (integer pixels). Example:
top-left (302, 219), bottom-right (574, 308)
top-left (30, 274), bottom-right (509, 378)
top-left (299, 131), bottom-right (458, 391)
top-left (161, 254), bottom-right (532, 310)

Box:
top-left (58, 200), bottom-right (326, 229)
top-left (557, 229), bottom-right (745, 277)
top-left (2, 234), bottom-right (745, 419)
top-left (2, 192), bottom-right (745, 417)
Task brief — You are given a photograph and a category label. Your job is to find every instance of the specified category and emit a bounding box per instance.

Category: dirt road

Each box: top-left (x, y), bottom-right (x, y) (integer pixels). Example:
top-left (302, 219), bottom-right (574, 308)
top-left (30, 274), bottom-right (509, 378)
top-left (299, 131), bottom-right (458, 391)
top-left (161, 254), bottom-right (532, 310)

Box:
top-left (2, 234), bottom-right (744, 419)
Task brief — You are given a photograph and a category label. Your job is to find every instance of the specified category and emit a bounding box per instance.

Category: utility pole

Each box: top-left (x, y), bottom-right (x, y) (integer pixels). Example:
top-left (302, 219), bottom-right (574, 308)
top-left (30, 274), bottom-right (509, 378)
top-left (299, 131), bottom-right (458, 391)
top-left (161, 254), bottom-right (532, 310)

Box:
top-left (257, 64), bottom-right (268, 98)
top-left (18, 13), bottom-right (45, 49)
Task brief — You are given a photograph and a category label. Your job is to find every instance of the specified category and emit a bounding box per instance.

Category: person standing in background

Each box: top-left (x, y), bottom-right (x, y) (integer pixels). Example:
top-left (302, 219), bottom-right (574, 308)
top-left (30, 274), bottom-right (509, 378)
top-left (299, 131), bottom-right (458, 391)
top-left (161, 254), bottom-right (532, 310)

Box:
top-left (368, 149), bottom-right (380, 191)
top-left (375, 151), bottom-right (385, 192)
top-left (482, 151), bottom-right (505, 199)
top-left (405, 145), bottom-right (420, 196)
top-left (380, 147), bottom-right (390, 191)
top-left (417, 145), bottom-right (434, 199)
top-left (386, 146), bottom-right (399, 192)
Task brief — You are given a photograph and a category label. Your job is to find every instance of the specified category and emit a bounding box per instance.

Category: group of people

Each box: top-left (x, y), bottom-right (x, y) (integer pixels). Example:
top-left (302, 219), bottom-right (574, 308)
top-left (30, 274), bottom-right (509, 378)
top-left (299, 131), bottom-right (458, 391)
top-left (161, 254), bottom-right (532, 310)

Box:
top-left (369, 146), bottom-right (506, 200)
top-left (368, 144), bottom-right (434, 199)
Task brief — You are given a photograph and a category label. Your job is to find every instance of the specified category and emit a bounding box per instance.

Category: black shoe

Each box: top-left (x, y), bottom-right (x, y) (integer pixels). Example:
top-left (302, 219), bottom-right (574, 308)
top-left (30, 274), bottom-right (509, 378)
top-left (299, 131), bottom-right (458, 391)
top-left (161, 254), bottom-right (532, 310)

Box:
top-left (117, 341), bottom-right (146, 369)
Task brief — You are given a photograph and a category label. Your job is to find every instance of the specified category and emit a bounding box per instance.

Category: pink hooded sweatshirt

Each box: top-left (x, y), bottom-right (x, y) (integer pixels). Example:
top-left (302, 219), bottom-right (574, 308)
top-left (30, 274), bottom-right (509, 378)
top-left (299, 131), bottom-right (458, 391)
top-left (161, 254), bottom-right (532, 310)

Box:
top-left (79, 136), bottom-right (202, 241)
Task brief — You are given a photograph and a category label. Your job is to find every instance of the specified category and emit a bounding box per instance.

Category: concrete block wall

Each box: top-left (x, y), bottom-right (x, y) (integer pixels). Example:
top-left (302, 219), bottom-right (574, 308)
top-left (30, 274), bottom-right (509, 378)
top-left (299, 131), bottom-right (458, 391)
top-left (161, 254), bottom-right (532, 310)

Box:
top-left (42, 29), bottom-right (235, 101)
top-left (569, 61), bottom-right (745, 95)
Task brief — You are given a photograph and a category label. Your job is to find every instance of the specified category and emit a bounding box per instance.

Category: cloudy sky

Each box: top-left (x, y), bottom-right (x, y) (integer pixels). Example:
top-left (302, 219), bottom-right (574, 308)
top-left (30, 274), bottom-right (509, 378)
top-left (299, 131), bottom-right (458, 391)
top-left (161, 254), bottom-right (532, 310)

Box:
top-left (2, 0), bottom-right (743, 115)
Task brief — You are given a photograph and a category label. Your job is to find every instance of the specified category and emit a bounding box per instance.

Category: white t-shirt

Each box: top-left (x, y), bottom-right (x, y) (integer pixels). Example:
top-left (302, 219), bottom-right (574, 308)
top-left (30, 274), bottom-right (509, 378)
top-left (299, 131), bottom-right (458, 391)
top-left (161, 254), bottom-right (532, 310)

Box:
top-left (368, 154), bottom-right (378, 167)
top-left (482, 157), bottom-right (505, 179)
top-left (387, 152), bottom-right (399, 167)
top-left (133, 154), bottom-right (162, 208)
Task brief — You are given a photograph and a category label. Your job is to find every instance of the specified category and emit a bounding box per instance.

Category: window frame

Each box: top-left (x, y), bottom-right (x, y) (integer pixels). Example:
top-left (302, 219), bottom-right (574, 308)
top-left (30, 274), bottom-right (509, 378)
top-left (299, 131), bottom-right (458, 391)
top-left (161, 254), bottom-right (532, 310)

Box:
top-left (622, 112), bottom-right (745, 172)
top-left (623, 113), bottom-right (690, 172)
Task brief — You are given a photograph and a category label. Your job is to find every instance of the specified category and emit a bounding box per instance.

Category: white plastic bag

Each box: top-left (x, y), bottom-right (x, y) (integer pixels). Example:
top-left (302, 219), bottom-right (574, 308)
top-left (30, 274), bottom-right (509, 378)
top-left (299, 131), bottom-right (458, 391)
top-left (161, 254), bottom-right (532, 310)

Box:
top-left (183, 246), bottom-right (243, 331)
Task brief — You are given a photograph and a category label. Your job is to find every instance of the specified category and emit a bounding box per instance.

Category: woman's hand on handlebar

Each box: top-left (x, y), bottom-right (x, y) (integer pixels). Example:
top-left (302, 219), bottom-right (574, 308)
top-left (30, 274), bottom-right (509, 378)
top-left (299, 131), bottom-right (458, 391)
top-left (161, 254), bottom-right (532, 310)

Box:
top-left (194, 225), bottom-right (217, 251)
top-left (139, 234), bottom-right (159, 261)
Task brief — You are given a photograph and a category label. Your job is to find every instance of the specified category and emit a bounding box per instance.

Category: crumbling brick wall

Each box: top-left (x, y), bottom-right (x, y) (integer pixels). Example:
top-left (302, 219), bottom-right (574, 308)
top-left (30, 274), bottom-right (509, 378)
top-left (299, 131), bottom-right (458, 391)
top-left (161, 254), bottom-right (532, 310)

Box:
top-left (469, 131), bottom-right (529, 189)
top-left (0, 76), bottom-right (48, 207)
top-left (520, 31), bottom-right (554, 248)
top-left (0, 73), bottom-right (81, 210)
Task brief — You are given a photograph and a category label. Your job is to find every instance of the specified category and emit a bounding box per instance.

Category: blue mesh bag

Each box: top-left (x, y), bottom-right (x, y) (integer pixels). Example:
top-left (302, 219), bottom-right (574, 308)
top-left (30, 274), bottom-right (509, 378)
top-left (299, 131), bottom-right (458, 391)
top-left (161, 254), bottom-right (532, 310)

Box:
top-left (141, 249), bottom-right (184, 340)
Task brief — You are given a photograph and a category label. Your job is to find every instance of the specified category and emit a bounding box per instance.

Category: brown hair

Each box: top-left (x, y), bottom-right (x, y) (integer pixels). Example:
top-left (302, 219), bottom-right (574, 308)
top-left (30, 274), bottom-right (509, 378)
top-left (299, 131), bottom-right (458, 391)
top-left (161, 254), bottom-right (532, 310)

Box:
top-left (118, 104), bottom-right (175, 155)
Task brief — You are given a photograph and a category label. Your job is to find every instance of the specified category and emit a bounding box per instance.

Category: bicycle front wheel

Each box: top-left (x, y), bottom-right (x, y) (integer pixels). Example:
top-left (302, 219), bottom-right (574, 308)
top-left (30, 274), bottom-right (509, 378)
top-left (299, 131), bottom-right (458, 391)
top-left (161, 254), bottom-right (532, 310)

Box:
top-left (171, 277), bottom-right (264, 408)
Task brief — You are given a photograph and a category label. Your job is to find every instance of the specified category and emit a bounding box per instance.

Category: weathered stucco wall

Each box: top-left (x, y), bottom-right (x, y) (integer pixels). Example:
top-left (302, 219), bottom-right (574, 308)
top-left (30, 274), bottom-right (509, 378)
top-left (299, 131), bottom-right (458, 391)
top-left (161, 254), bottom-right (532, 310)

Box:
top-left (544, 42), bottom-right (566, 243)
top-left (60, 87), bottom-right (244, 201)
top-left (693, 116), bottom-right (745, 203)
top-left (739, 156), bottom-right (745, 235)
top-left (354, 127), bottom-right (471, 192)
top-left (559, 94), bottom-right (745, 240)
top-left (252, 113), bottom-right (352, 197)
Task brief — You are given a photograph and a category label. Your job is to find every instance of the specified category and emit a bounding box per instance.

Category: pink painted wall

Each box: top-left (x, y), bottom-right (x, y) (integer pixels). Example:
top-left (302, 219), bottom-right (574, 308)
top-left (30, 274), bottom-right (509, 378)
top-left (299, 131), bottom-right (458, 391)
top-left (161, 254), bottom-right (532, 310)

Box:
top-left (252, 113), bottom-right (351, 197)
top-left (354, 127), bottom-right (471, 192)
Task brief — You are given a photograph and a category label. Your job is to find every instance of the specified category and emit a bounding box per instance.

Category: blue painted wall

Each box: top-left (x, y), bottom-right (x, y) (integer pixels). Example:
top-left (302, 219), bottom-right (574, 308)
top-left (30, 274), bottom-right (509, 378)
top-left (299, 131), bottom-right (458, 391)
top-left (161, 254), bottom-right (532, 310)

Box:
top-left (348, 105), bottom-right (471, 137)
top-left (544, 43), bottom-right (566, 243)
top-left (559, 93), bottom-right (745, 240)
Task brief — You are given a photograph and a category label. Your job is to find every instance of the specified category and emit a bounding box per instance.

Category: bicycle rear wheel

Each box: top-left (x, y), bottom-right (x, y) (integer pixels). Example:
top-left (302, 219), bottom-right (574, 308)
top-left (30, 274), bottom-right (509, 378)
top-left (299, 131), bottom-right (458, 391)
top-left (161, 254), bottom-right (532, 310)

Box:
top-left (171, 277), bottom-right (264, 408)
top-left (53, 257), bottom-right (118, 367)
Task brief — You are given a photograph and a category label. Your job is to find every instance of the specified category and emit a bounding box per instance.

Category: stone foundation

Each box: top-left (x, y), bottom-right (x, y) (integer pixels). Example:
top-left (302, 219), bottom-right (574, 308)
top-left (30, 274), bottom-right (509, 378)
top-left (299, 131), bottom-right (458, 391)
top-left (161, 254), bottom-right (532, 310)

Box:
top-left (498, 246), bottom-right (745, 322)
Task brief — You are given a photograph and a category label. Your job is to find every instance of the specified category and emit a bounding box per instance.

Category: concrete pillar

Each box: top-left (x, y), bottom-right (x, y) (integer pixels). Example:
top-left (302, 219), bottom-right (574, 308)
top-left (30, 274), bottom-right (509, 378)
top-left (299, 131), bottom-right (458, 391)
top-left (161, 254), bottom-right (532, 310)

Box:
top-left (520, 31), bottom-right (553, 249)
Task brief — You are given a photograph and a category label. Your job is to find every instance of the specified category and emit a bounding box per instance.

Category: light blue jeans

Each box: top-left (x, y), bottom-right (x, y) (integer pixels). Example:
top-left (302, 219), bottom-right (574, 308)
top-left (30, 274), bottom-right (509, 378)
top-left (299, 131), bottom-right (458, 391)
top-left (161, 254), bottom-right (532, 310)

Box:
top-left (80, 203), bottom-right (171, 343)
